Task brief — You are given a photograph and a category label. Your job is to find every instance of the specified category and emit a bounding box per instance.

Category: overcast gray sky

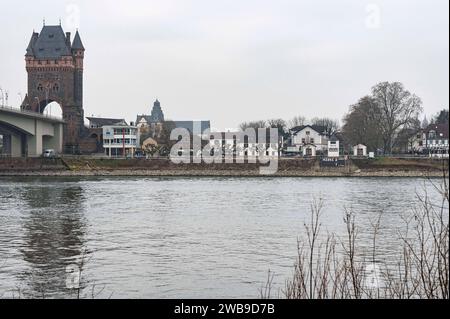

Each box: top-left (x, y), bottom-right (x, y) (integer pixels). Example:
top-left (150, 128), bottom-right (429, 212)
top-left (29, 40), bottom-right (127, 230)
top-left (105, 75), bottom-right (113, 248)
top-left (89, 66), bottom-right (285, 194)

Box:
top-left (0, 0), bottom-right (448, 130)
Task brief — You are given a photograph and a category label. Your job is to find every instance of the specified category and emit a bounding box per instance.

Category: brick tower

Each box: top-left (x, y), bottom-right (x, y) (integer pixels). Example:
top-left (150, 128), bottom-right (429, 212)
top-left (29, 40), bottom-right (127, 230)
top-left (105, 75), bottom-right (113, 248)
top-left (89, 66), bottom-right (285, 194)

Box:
top-left (21, 24), bottom-right (85, 154)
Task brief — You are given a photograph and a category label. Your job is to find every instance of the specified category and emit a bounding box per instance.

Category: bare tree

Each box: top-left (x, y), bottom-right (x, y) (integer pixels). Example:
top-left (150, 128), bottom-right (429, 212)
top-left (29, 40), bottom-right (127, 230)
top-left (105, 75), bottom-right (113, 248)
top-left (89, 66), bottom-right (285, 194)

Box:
top-left (267, 118), bottom-right (287, 135)
top-left (288, 116), bottom-right (307, 129)
top-left (342, 96), bottom-right (383, 152)
top-left (432, 109), bottom-right (449, 125)
top-left (310, 117), bottom-right (340, 136)
top-left (159, 120), bottom-right (177, 147)
top-left (239, 120), bottom-right (267, 131)
top-left (371, 82), bottom-right (423, 154)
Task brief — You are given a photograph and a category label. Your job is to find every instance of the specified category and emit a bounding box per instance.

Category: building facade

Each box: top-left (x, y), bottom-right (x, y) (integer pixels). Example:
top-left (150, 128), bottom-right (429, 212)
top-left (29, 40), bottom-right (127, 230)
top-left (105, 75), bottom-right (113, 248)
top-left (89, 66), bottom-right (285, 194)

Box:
top-left (102, 123), bottom-right (139, 157)
top-left (407, 123), bottom-right (449, 157)
top-left (290, 125), bottom-right (329, 156)
top-left (327, 134), bottom-right (341, 158)
top-left (207, 131), bottom-right (279, 157)
top-left (424, 123), bottom-right (449, 157)
top-left (353, 144), bottom-right (368, 157)
top-left (136, 99), bottom-right (165, 128)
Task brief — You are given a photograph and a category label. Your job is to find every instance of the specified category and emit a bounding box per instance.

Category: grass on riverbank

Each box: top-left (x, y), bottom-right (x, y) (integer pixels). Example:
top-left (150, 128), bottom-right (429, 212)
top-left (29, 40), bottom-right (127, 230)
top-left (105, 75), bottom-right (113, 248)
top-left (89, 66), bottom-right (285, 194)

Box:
top-left (352, 157), bottom-right (447, 171)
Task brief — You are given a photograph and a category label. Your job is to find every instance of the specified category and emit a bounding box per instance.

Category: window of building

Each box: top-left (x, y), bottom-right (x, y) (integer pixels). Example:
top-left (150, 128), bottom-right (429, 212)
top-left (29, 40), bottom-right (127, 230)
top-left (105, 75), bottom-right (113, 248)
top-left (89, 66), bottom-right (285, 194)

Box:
top-left (310, 138), bottom-right (315, 144)
top-left (37, 84), bottom-right (43, 91)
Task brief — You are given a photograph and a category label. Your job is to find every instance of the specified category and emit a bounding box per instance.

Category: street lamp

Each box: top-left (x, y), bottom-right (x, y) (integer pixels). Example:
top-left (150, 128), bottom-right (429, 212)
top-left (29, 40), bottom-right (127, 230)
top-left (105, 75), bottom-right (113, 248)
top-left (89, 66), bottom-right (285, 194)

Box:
top-left (0, 87), bottom-right (4, 107)
top-left (18, 93), bottom-right (23, 109)
top-left (35, 97), bottom-right (41, 113)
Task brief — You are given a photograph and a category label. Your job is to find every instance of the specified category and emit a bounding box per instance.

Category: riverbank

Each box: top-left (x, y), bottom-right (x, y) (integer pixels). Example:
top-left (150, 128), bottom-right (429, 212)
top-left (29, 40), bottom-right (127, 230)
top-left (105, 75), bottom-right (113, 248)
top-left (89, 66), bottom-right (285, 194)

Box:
top-left (0, 170), bottom-right (444, 177)
top-left (0, 157), bottom-right (447, 177)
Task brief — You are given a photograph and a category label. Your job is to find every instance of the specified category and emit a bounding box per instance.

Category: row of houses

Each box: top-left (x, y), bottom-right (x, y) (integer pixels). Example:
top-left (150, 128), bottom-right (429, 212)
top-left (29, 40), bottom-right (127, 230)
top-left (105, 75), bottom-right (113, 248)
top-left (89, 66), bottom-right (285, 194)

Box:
top-left (285, 122), bottom-right (448, 158)
top-left (86, 116), bottom-right (369, 159)
top-left (87, 99), bottom-right (448, 159)
top-left (205, 125), bottom-right (368, 159)
top-left (86, 99), bottom-right (211, 158)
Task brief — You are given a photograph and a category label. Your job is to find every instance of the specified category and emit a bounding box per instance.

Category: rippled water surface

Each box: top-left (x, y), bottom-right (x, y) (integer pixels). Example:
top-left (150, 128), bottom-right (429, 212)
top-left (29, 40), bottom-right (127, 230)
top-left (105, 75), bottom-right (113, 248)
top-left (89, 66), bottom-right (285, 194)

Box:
top-left (0, 176), bottom-right (444, 298)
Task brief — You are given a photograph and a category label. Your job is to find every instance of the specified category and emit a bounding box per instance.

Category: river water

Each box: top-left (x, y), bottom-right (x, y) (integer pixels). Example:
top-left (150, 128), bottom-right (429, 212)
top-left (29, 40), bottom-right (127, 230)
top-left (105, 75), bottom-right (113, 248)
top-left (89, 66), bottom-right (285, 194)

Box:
top-left (0, 176), bottom-right (445, 298)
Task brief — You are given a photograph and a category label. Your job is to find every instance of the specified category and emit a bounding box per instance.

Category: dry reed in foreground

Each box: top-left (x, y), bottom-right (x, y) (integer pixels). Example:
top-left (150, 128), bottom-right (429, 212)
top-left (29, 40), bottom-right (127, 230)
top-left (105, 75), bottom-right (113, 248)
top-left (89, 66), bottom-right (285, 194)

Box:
top-left (262, 170), bottom-right (449, 299)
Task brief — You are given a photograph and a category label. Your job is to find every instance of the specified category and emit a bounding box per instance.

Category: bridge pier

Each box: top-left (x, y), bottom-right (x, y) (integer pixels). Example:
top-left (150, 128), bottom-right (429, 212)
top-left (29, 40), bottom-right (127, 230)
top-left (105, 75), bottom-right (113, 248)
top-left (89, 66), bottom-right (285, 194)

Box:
top-left (0, 131), bottom-right (26, 157)
top-left (11, 135), bottom-right (23, 157)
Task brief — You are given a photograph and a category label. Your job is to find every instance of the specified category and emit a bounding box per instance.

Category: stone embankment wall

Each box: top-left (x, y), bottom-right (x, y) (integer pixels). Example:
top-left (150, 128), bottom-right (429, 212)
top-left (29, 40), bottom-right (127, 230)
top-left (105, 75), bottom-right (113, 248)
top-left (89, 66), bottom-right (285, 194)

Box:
top-left (0, 157), bottom-right (447, 177)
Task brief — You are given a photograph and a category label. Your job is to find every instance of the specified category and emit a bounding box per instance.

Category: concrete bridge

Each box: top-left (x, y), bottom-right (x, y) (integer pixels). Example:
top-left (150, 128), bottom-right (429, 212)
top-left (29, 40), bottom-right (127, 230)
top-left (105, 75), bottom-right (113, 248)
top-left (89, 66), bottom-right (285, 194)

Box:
top-left (0, 106), bottom-right (64, 157)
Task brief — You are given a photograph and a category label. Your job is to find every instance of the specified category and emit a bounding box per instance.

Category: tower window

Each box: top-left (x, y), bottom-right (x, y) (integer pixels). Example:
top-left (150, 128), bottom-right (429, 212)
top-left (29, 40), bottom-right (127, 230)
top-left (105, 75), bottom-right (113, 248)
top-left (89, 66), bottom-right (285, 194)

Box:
top-left (37, 84), bottom-right (43, 91)
top-left (52, 83), bottom-right (59, 92)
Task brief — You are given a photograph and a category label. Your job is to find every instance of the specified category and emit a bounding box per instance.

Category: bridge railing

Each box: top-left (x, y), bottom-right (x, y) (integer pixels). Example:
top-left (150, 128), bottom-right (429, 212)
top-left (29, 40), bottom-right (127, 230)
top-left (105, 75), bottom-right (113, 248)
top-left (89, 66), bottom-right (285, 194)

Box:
top-left (0, 105), bottom-right (64, 122)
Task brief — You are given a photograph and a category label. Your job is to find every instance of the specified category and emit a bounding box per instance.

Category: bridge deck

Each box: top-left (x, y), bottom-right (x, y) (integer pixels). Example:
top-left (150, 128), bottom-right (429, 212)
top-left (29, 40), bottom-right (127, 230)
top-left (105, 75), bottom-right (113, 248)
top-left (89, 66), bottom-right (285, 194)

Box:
top-left (0, 105), bottom-right (65, 124)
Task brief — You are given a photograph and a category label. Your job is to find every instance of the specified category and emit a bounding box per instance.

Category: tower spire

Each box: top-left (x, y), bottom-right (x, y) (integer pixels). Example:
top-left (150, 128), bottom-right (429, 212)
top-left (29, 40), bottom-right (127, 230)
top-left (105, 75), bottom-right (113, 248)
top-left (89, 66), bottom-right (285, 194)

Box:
top-left (72, 30), bottom-right (85, 51)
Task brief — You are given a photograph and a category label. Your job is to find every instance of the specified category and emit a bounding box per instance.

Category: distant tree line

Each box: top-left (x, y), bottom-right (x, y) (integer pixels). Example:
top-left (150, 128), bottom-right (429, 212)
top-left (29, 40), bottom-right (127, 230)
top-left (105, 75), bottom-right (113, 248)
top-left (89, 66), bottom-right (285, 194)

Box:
top-left (239, 81), bottom-right (448, 155)
top-left (239, 117), bottom-right (340, 138)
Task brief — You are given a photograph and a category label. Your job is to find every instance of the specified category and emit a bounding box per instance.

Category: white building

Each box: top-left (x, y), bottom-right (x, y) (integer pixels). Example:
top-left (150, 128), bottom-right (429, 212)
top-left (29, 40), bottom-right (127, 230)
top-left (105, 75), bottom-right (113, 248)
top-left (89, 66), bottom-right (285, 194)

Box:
top-left (353, 144), bottom-right (367, 157)
top-left (327, 134), bottom-right (341, 158)
top-left (208, 132), bottom-right (279, 157)
top-left (424, 123), bottom-right (449, 157)
top-left (103, 123), bottom-right (139, 158)
top-left (290, 125), bottom-right (329, 155)
top-left (407, 123), bottom-right (449, 157)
